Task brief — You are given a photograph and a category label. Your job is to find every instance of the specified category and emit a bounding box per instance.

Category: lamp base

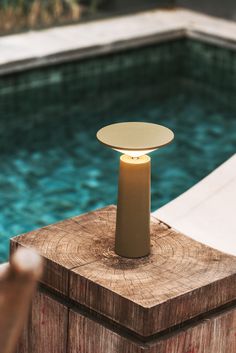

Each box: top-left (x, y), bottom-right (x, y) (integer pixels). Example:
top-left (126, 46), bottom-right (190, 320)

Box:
top-left (115, 154), bottom-right (150, 258)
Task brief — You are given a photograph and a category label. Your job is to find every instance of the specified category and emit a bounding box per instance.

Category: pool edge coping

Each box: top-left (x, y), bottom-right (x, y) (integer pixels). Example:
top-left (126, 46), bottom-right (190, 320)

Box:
top-left (1, 8), bottom-right (236, 75)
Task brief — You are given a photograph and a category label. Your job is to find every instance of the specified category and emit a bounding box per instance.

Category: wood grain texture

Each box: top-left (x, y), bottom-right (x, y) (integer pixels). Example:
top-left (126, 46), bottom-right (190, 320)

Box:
top-left (68, 309), bottom-right (145, 353)
top-left (16, 289), bottom-right (236, 353)
top-left (16, 291), bottom-right (68, 353)
top-left (149, 306), bottom-right (236, 353)
top-left (69, 304), bottom-right (236, 353)
top-left (10, 208), bottom-right (104, 294)
top-left (11, 205), bottom-right (236, 337)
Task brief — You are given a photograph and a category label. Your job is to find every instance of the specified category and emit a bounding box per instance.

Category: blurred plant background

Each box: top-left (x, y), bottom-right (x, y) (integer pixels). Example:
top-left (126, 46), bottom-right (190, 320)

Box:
top-left (0, 0), bottom-right (173, 35)
top-left (0, 0), bottom-right (110, 34)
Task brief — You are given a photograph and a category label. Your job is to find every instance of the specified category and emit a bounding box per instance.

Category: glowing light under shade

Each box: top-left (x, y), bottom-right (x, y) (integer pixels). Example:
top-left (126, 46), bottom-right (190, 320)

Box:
top-left (113, 148), bottom-right (157, 158)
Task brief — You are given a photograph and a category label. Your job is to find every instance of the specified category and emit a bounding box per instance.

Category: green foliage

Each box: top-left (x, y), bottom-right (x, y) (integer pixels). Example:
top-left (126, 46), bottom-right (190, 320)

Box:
top-left (0, 0), bottom-right (102, 34)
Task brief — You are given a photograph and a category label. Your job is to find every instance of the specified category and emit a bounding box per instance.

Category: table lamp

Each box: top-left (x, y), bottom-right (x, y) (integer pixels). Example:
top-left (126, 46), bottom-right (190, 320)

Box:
top-left (97, 122), bottom-right (174, 258)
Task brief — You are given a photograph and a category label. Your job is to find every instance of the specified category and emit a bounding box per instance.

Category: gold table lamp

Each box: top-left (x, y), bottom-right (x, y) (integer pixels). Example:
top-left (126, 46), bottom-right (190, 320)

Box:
top-left (97, 122), bottom-right (174, 258)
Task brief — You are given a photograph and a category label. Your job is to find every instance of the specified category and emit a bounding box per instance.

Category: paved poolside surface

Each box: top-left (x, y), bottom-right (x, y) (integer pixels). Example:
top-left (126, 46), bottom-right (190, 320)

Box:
top-left (153, 154), bottom-right (236, 256)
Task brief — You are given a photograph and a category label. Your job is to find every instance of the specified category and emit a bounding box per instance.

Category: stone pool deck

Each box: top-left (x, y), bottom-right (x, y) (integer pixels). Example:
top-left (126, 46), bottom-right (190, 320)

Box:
top-left (153, 154), bottom-right (236, 256)
top-left (1, 8), bottom-right (236, 75)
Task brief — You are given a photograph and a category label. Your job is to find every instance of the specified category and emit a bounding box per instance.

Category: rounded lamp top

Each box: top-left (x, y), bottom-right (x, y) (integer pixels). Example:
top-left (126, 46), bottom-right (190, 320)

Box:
top-left (96, 122), bottom-right (174, 152)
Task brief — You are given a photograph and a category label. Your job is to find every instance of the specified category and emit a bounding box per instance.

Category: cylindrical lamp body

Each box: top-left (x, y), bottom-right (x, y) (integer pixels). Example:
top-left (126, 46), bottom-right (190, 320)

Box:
top-left (115, 154), bottom-right (151, 258)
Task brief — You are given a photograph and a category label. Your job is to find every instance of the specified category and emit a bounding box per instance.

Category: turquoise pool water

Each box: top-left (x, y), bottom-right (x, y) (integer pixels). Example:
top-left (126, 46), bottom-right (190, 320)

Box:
top-left (0, 39), bottom-right (236, 262)
top-left (1, 92), bottom-right (235, 262)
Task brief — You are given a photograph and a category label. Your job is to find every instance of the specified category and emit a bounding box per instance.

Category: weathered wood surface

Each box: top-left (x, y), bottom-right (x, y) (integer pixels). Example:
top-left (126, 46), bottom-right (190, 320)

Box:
top-left (69, 304), bottom-right (236, 353)
top-left (149, 305), bottom-right (236, 353)
top-left (68, 308), bottom-right (144, 353)
top-left (0, 248), bottom-right (42, 353)
top-left (11, 205), bottom-right (236, 338)
top-left (17, 290), bottom-right (68, 353)
top-left (20, 289), bottom-right (236, 353)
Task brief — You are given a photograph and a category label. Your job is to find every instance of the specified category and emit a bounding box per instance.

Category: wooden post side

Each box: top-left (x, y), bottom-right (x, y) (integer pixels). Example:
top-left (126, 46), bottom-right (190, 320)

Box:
top-left (17, 291), bottom-right (68, 353)
top-left (149, 306), bottom-right (236, 353)
top-left (68, 309), bottom-right (146, 353)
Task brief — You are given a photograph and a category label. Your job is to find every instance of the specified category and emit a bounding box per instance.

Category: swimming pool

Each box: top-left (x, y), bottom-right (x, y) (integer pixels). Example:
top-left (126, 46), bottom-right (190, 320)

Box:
top-left (0, 38), bottom-right (236, 261)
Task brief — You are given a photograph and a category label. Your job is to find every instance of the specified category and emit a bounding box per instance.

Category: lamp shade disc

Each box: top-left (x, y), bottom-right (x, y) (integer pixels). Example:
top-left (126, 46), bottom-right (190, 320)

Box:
top-left (96, 122), bottom-right (174, 151)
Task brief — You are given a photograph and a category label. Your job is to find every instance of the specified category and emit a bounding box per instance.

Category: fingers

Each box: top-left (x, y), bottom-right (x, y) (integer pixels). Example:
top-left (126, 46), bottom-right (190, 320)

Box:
top-left (10, 247), bottom-right (43, 280)
top-left (0, 263), bottom-right (10, 281)
top-left (0, 248), bottom-right (43, 353)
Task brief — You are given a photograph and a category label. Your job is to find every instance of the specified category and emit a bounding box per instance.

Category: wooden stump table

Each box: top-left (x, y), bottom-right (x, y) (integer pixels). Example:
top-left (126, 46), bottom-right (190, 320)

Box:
top-left (11, 206), bottom-right (236, 353)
